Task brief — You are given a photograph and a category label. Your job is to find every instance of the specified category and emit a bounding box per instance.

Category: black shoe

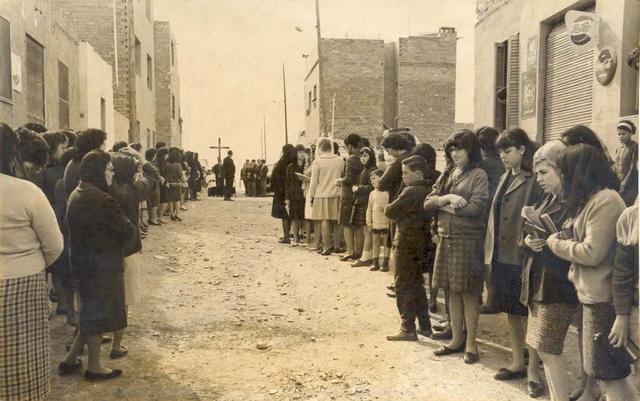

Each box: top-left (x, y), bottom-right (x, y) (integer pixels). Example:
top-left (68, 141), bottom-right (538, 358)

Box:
top-left (479, 304), bottom-right (499, 314)
top-left (380, 266), bottom-right (389, 272)
top-left (494, 368), bottom-right (527, 381)
top-left (386, 331), bottom-right (418, 341)
top-left (369, 265), bottom-right (380, 271)
top-left (417, 329), bottom-right (433, 338)
top-left (463, 352), bottom-right (479, 364)
top-left (527, 381), bottom-right (544, 398)
top-left (58, 359), bottom-right (82, 376)
top-left (339, 254), bottom-right (355, 262)
top-left (333, 248), bottom-right (346, 254)
top-left (110, 346), bottom-right (128, 359)
top-left (321, 249), bottom-right (332, 256)
top-left (430, 328), bottom-right (452, 341)
top-left (428, 299), bottom-right (438, 313)
top-left (386, 285), bottom-right (395, 291)
top-left (386, 292), bottom-right (396, 298)
top-left (432, 321), bottom-right (449, 332)
top-left (433, 344), bottom-right (465, 356)
top-left (85, 369), bottom-right (123, 381)
top-left (351, 259), bottom-right (372, 267)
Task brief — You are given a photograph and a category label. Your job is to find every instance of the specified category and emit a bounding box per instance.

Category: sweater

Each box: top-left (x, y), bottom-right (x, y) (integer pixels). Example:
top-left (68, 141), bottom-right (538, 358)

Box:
top-left (366, 189), bottom-right (390, 229)
top-left (0, 174), bottom-right (64, 279)
top-left (612, 204), bottom-right (638, 315)
top-left (547, 189), bottom-right (626, 304)
top-left (308, 154), bottom-right (343, 199)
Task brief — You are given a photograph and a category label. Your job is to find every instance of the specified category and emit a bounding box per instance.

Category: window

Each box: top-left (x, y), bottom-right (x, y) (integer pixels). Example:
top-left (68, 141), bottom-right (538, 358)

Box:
top-left (171, 94), bottom-right (175, 119)
top-left (313, 84), bottom-right (317, 102)
top-left (146, 54), bottom-right (152, 90)
top-left (0, 16), bottom-right (11, 102)
top-left (494, 40), bottom-right (508, 132)
top-left (135, 37), bottom-right (141, 75)
top-left (307, 90), bottom-right (312, 115)
top-left (146, 128), bottom-right (151, 148)
top-left (100, 98), bottom-right (106, 130)
top-left (136, 120), bottom-right (141, 139)
top-left (145, 0), bottom-right (151, 22)
top-left (58, 61), bottom-right (70, 129)
top-left (170, 40), bottom-right (175, 67)
top-left (26, 35), bottom-right (45, 124)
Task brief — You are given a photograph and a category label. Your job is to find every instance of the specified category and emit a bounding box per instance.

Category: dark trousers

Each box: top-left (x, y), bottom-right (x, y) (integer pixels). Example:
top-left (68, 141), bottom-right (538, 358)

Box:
top-left (247, 180), bottom-right (256, 197)
top-left (224, 178), bottom-right (234, 199)
top-left (394, 252), bottom-right (430, 333)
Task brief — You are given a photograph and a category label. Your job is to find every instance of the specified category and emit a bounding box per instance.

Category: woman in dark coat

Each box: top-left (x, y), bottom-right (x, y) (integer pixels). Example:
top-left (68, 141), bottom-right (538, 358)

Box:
top-left (272, 144), bottom-right (297, 243)
top-left (350, 147), bottom-right (377, 266)
top-left (59, 150), bottom-right (135, 381)
top-left (285, 145), bottom-right (307, 245)
top-left (155, 147), bottom-right (170, 223)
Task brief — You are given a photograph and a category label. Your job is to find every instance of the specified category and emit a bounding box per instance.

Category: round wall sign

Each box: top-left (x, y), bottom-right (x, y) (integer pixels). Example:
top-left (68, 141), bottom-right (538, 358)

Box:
top-left (595, 47), bottom-right (616, 85)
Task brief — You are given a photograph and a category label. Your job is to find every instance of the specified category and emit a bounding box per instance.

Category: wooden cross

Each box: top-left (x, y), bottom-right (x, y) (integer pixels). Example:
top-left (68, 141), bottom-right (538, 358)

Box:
top-left (209, 137), bottom-right (230, 161)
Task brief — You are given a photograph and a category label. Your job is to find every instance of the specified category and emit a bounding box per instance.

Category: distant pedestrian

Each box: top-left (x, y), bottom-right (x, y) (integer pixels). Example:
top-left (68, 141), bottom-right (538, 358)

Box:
top-left (223, 150), bottom-right (235, 201)
top-left (257, 159), bottom-right (269, 196)
top-left (166, 147), bottom-right (184, 221)
top-left (613, 120), bottom-right (637, 206)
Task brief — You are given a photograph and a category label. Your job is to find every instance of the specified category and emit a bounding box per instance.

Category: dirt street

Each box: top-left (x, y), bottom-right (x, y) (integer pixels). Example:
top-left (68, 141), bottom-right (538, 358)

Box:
top-left (49, 196), bottom-right (583, 401)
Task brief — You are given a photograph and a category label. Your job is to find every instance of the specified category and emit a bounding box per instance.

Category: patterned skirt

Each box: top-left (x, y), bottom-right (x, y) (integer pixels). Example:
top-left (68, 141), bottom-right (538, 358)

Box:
top-left (0, 272), bottom-right (50, 401)
top-left (432, 237), bottom-right (484, 294)
top-left (350, 203), bottom-right (367, 226)
top-left (526, 302), bottom-right (576, 355)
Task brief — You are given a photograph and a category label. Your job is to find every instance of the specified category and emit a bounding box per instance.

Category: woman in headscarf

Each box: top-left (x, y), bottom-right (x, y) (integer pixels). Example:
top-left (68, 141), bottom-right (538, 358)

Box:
top-left (109, 147), bottom-right (160, 358)
top-left (0, 123), bottom-right (63, 401)
top-left (59, 150), bottom-right (135, 381)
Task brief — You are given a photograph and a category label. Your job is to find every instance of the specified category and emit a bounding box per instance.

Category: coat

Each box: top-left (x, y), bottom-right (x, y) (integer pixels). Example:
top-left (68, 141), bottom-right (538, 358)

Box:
top-left (285, 161), bottom-right (305, 201)
top-left (308, 154), bottom-right (343, 199)
top-left (484, 169), bottom-right (543, 266)
top-left (223, 156), bottom-right (235, 180)
top-left (67, 182), bottom-right (135, 275)
top-left (519, 194), bottom-right (578, 306)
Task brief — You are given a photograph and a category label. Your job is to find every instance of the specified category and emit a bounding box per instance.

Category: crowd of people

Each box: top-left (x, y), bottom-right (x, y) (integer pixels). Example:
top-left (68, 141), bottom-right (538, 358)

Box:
top-left (0, 121), bottom-right (208, 400)
top-left (269, 122), bottom-right (639, 401)
top-left (240, 159), bottom-right (269, 197)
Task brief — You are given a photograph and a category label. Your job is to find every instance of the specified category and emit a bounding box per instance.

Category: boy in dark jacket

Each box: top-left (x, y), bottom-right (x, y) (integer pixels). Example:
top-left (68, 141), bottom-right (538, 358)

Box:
top-left (384, 155), bottom-right (433, 341)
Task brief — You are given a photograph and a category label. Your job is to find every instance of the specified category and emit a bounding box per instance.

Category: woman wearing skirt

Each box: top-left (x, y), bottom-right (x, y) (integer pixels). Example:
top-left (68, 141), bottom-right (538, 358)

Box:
top-left (1, 123), bottom-right (64, 400)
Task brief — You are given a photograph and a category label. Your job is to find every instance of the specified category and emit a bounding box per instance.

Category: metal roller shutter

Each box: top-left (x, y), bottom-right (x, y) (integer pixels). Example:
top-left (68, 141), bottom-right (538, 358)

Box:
top-left (543, 21), bottom-right (594, 142)
top-left (506, 34), bottom-right (520, 131)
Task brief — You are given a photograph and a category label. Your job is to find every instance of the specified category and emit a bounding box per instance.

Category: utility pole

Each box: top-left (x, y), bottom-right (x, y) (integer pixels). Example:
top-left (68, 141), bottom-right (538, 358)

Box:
top-left (282, 63), bottom-right (289, 144)
top-left (263, 115), bottom-right (267, 161)
top-left (315, 0), bottom-right (325, 135)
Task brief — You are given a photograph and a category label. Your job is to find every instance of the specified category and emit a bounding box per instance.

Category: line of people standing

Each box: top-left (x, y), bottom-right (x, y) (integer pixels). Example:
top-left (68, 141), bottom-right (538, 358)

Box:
top-left (0, 121), bottom-right (207, 401)
top-left (241, 159), bottom-right (269, 197)
top-left (269, 120), bottom-right (639, 401)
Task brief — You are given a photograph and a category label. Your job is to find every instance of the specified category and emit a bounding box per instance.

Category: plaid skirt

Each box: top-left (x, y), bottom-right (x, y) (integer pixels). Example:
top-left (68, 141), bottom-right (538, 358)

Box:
top-left (433, 237), bottom-right (484, 294)
top-left (350, 203), bottom-right (367, 226)
top-left (0, 272), bottom-right (50, 401)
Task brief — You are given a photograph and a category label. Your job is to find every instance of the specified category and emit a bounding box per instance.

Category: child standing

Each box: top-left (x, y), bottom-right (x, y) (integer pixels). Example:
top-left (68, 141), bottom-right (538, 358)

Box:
top-left (350, 147), bottom-right (377, 267)
top-left (613, 120), bottom-right (637, 206)
top-left (366, 170), bottom-right (390, 271)
top-left (385, 156), bottom-right (433, 340)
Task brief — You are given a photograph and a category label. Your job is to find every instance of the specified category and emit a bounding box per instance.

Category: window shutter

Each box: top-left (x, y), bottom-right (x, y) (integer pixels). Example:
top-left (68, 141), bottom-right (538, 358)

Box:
top-left (494, 42), bottom-right (507, 131)
top-left (506, 34), bottom-right (520, 130)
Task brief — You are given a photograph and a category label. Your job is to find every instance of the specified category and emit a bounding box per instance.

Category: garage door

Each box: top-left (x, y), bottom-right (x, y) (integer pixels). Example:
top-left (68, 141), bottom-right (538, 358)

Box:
top-left (543, 19), bottom-right (594, 141)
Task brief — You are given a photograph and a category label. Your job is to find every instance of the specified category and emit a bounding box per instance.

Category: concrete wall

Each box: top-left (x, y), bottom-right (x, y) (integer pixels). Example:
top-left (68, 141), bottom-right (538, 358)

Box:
top-left (154, 21), bottom-right (181, 147)
top-left (0, 0), bottom-right (80, 130)
top-left (77, 42), bottom-right (115, 149)
top-left (114, 109), bottom-right (130, 144)
top-left (475, 0), bottom-right (640, 152)
top-left (303, 60), bottom-right (321, 142)
top-left (132, 0), bottom-right (156, 148)
top-left (397, 31), bottom-right (457, 148)
top-left (319, 38), bottom-right (385, 140)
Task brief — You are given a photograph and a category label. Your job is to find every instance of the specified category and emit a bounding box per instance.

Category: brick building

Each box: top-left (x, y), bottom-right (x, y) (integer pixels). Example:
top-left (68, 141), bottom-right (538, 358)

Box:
top-left (154, 21), bottom-right (181, 147)
top-left (304, 38), bottom-right (385, 140)
top-left (396, 28), bottom-right (457, 148)
top-left (54, 0), bottom-right (158, 146)
top-left (0, 0), bottom-right (81, 130)
top-left (475, 0), bottom-right (639, 151)
top-left (303, 30), bottom-right (458, 148)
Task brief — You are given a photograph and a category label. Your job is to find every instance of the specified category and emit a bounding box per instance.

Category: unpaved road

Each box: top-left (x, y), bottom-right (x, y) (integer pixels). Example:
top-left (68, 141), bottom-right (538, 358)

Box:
top-left (49, 196), bottom-right (584, 401)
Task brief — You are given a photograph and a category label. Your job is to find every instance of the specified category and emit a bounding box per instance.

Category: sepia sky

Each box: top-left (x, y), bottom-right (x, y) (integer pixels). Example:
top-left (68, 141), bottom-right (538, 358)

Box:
top-left (154, 0), bottom-right (476, 166)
